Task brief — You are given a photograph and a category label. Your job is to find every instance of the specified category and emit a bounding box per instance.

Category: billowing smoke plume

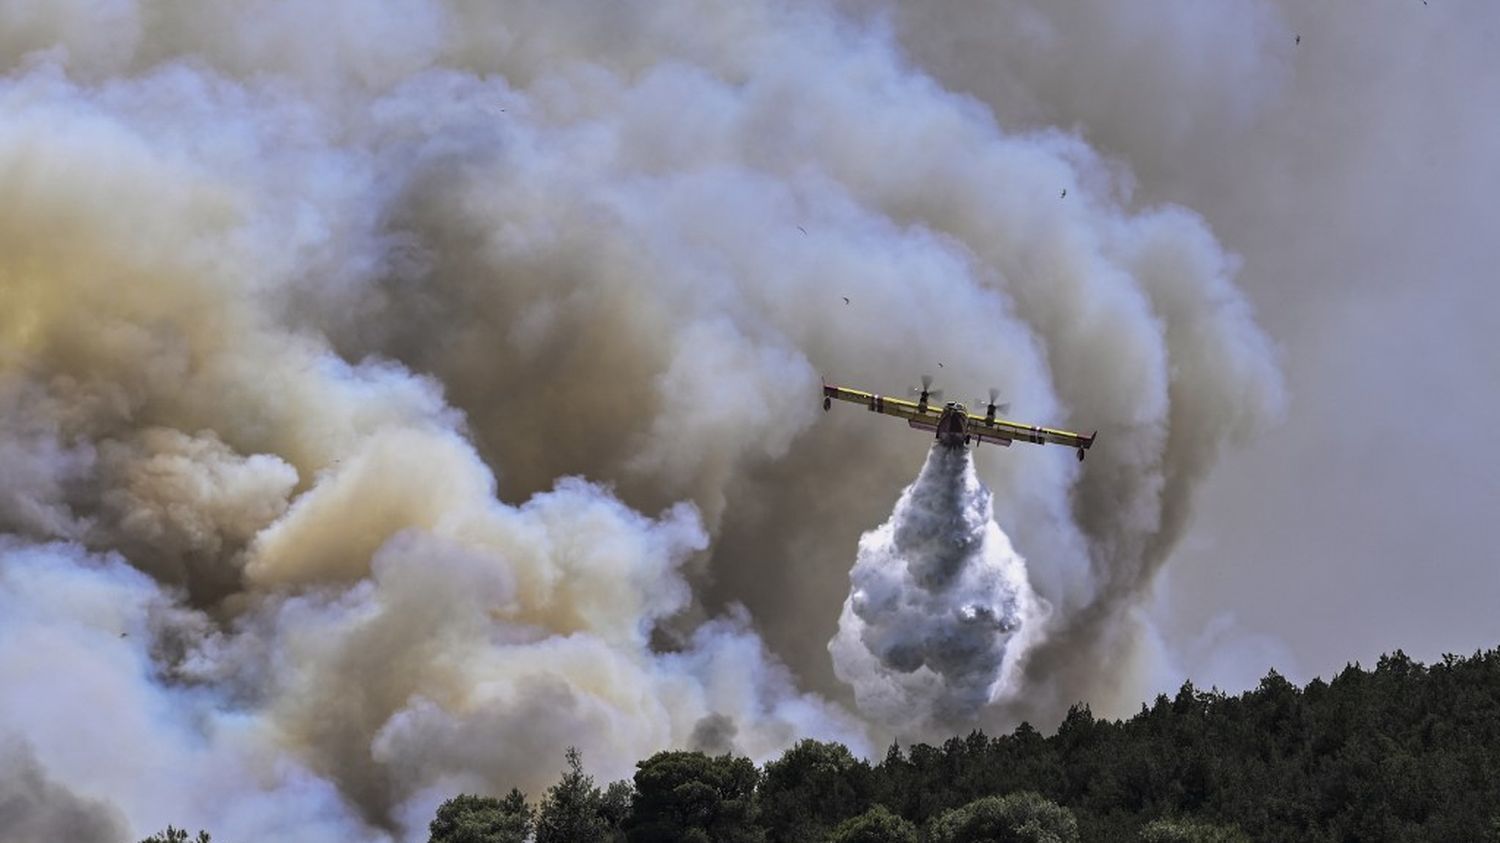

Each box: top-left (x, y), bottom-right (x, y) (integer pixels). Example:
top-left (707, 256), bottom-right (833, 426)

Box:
top-left (0, 738), bottom-right (127, 843)
top-left (869, 0), bottom-right (1500, 688)
top-left (830, 445), bottom-right (1047, 734)
top-left (0, 1), bottom-right (1288, 840)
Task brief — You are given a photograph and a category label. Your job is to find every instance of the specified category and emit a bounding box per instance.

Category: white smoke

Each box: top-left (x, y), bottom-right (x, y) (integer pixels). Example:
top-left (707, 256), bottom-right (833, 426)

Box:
top-left (0, 1), bottom-right (1292, 839)
top-left (0, 539), bottom-right (390, 842)
top-left (830, 445), bottom-right (1048, 734)
top-left (0, 737), bottom-right (127, 843)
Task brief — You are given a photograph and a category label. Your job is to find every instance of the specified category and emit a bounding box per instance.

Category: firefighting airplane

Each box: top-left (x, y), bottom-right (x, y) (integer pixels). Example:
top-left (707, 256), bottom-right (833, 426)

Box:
top-left (822, 376), bottom-right (1096, 460)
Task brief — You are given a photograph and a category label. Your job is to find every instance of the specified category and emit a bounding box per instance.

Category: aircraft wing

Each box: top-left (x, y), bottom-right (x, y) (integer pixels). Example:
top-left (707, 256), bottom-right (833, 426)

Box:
top-left (823, 383), bottom-right (942, 424)
top-left (966, 410), bottom-right (1096, 455)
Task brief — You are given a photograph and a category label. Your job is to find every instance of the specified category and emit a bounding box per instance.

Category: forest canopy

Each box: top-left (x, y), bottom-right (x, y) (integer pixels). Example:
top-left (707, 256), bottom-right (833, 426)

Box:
top-left (149, 648), bottom-right (1500, 842)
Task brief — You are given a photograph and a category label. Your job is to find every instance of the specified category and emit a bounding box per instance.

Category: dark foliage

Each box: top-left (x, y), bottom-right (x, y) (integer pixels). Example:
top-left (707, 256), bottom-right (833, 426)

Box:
top-left (759, 739), bottom-right (873, 842)
top-left (828, 804), bottom-right (919, 843)
top-left (535, 746), bottom-right (622, 843)
top-left (428, 790), bottom-right (533, 843)
top-left (1136, 817), bottom-right (1249, 843)
top-left (138, 828), bottom-right (212, 843)
top-left (928, 791), bottom-right (1079, 842)
top-left (432, 648), bottom-right (1500, 843)
top-left (625, 750), bottom-right (763, 842)
top-left (872, 648), bottom-right (1500, 841)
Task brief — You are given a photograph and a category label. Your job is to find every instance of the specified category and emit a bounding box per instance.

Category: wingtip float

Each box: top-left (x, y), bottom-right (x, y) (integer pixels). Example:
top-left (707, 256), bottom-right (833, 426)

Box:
top-left (822, 377), bottom-right (1096, 461)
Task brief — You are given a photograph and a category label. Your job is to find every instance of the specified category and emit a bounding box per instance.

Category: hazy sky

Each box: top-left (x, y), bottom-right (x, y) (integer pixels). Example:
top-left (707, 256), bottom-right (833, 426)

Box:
top-left (881, 0), bottom-right (1500, 690)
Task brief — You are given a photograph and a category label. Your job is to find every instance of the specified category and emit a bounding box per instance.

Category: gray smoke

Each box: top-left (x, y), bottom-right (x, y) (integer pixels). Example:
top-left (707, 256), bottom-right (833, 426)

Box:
top-left (0, 738), bottom-right (127, 843)
top-left (867, 0), bottom-right (1499, 699)
top-left (0, 1), bottom-right (1295, 840)
top-left (830, 445), bottom-right (1047, 734)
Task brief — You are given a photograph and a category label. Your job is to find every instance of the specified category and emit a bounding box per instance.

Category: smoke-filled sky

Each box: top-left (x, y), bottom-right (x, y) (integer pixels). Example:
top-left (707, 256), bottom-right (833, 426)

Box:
top-left (0, 1), bottom-right (1494, 841)
top-left (879, 0), bottom-right (1499, 691)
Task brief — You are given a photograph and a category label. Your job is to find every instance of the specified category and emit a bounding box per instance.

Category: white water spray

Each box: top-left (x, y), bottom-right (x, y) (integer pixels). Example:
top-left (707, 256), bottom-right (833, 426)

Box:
top-left (830, 445), bottom-right (1048, 735)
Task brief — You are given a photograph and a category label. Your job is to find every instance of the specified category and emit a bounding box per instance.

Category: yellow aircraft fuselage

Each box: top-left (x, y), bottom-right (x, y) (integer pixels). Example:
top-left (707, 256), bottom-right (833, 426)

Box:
top-left (821, 381), bottom-right (1096, 460)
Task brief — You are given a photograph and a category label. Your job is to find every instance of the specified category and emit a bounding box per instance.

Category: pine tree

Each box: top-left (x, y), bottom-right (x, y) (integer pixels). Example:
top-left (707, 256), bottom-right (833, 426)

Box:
top-left (139, 828), bottom-right (212, 843)
top-left (535, 747), bottom-right (612, 843)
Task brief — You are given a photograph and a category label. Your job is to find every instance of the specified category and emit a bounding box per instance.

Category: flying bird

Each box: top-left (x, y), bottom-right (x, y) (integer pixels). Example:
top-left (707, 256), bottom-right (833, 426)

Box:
top-left (1060, 188), bottom-right (1066, 198)
top-left (1295, 34), bottom-right (1301, 44)
top-left (842, 296), bottom-right (850, 304)
top-left (798, 225), bottom-right (807, 235)
top-left (937, 362), bottom-right (944, 368)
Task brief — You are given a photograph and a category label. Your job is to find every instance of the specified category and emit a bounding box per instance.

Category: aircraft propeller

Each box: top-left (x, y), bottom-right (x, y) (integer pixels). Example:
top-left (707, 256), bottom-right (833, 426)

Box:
top-left (911, 374), bottom-right (943, 403)
top-left (974, 387), bottom-right (1010, 417)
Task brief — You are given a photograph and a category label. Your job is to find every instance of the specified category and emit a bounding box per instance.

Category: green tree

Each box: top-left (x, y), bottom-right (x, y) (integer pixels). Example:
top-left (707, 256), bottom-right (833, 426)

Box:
top-left (536, 747), bottom-right (613, 843)
top-left (428, 791), bottom-right (533, 843)
top-left (1137, 817), bottom-right (1250, 843)
top-left (139, 828), bottom-right (211, 843)
top-left (928, 792), bottom-right (1079, 843)
top-left (600, 780), bottom-right (635, 836)
top-left (624, 750), bottom-right (763, 843)
top-left (759, 739), bottom-right (870, 842)
top-left (827, 804), bottom-right (918, 843)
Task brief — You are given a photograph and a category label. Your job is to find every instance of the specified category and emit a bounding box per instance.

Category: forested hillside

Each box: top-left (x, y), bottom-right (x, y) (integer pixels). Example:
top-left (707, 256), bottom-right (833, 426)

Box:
top-left (145, 648), bottom-right (1500, 842)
